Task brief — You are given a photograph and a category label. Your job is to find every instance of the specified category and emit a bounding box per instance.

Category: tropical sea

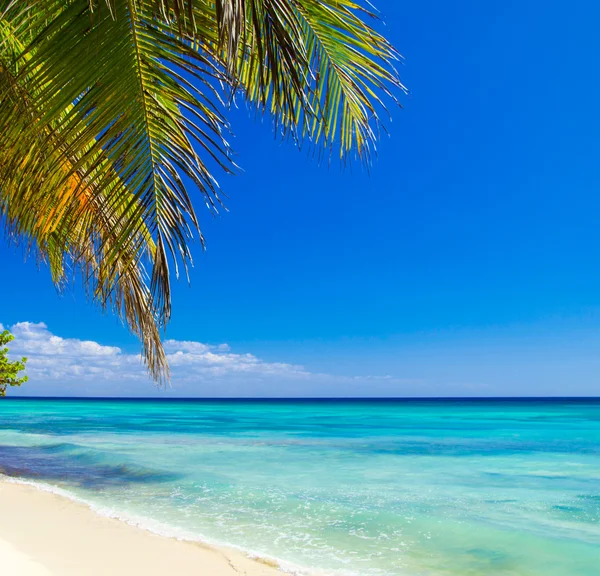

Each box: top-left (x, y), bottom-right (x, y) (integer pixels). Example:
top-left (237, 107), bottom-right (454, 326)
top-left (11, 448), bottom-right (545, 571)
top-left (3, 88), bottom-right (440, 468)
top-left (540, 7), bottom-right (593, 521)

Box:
top-left (0, 399), bottom-right (598, 576)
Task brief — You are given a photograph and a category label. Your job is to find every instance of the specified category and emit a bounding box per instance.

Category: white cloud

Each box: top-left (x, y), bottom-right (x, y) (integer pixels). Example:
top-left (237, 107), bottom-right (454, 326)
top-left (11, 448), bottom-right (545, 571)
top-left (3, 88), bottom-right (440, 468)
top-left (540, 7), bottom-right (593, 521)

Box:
top-left (10, 322), bottom-right (121, 357)
top-left (163, 339), bottom-right (210, 354)
top-left (1, 321), bottom-right (417, 397)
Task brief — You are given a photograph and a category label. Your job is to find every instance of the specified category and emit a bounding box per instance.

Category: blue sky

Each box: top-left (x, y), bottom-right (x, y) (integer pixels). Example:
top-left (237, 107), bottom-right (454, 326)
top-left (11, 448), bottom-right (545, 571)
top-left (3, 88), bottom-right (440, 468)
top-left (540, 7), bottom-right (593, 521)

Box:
top-left (2, 0), bottom-right (600, 397)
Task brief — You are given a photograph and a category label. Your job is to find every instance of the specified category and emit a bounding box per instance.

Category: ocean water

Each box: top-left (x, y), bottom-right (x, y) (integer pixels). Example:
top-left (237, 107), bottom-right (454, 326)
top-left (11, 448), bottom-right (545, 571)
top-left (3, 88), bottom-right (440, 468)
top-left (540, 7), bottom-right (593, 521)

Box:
top-left (0, 399), bottom-right (599, 575)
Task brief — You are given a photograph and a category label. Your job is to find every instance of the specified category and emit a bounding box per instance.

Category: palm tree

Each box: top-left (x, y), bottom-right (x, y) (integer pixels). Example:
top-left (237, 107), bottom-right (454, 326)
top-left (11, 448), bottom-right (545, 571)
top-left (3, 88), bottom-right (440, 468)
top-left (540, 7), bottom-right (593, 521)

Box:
top-left (0, 0), bottom-right (403, 383)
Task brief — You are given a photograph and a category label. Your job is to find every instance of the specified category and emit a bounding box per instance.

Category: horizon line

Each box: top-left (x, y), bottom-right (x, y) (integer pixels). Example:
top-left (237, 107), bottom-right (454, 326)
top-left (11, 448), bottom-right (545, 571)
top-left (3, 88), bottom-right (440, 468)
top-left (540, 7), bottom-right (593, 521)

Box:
top-left (3, 396), bottom-right (600, 401)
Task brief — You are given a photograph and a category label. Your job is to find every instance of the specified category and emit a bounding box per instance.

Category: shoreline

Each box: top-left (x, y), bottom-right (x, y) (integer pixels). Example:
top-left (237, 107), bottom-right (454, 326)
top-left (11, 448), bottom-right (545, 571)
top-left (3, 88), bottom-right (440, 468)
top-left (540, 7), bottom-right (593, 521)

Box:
top-left (0, 476), bottom-right (288, 576)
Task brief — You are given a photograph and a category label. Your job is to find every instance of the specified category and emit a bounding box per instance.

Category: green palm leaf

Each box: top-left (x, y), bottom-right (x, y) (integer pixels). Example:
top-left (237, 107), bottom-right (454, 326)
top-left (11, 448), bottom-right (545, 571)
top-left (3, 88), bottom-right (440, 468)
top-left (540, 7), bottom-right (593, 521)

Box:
top-left (0, 0), bottom-right (403, 383)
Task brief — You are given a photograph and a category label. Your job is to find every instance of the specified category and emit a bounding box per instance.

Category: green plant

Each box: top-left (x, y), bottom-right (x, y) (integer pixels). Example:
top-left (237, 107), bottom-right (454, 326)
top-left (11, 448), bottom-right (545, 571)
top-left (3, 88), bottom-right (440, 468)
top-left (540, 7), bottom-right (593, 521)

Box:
top-left (0, 330), bottom-right (28, 397)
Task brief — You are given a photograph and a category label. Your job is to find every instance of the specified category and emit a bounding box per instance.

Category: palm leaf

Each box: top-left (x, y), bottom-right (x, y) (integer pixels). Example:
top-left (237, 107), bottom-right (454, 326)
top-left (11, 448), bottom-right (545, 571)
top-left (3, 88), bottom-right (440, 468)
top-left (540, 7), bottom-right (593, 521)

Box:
top-left (0, 0), bottom-right (403, 383)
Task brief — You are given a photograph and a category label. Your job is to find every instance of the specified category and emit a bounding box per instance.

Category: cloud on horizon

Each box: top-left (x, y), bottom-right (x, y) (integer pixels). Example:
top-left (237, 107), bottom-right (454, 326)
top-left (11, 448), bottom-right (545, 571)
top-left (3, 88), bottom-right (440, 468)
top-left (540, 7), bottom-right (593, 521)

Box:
top-left (2, 321), bottom-right (410, 397)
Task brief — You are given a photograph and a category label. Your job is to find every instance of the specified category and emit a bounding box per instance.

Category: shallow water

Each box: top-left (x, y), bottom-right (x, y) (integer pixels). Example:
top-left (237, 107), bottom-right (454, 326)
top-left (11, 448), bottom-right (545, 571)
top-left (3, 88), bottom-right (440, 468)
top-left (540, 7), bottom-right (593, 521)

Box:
top-left (1, 398), bottom-right (599, 575)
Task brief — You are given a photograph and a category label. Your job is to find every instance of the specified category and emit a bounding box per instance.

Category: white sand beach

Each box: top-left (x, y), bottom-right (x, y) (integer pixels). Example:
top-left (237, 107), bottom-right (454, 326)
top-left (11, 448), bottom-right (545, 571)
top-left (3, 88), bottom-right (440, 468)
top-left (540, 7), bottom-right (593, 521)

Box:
top-left (0, 479), bottom-right (284, 576)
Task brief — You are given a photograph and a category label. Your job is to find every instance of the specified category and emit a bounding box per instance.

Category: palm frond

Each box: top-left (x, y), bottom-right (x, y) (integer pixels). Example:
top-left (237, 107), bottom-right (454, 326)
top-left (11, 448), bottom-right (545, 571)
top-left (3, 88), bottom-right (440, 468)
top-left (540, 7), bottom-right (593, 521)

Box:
top-left (0, 0), bottom-right (403, 383)
top-left (161, 0), bottom-right (405, 160)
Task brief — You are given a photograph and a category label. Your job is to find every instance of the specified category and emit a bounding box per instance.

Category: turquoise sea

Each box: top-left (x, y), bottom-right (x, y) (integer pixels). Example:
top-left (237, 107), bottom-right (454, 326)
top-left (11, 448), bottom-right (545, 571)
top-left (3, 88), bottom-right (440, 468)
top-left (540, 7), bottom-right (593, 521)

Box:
top-left (0, 399), bottom-right (599, 575)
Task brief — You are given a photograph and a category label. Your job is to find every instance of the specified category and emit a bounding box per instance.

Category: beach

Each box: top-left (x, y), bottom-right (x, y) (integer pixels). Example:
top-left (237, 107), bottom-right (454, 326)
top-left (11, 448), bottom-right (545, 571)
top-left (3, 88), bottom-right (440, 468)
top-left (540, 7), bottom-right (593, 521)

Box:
top-left (1, 398), bottom-right (599, 576)
top-left (0, 479), bottom-right (283, 576)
